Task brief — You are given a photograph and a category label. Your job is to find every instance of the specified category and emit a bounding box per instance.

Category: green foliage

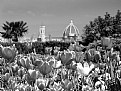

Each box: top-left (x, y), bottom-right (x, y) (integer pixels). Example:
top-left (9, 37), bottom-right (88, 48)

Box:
top-left (82, 10), bottom-right (121, 45)
top-left (0, 21), bottom-right (28, 42)
top-left (0, 41), bottom-right (70, 54)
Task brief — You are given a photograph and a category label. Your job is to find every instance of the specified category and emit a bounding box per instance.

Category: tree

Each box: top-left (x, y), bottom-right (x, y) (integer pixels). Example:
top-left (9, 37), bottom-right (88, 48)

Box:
top-left (82, 10), bottom-right (121, 45)
top-left (0, 21), bottom-right (28, 42)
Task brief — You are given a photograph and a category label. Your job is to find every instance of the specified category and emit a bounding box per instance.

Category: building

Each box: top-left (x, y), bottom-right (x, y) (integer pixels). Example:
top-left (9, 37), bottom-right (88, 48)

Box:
top-left (63, 20), bottom-right (80, 42)
top-left (46, 36), bottom-right (62, 41)
top-left (38, 26), bottom-right (46, 42)
top-left (37, 20), bottom-right (81, 42)
top-left (38, 25), bottom-right (63, 42)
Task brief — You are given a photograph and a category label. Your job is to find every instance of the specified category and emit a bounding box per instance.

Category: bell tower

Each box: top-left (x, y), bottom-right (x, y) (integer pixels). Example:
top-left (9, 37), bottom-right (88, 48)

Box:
top-left (39, 26), bottom-right (46, 42)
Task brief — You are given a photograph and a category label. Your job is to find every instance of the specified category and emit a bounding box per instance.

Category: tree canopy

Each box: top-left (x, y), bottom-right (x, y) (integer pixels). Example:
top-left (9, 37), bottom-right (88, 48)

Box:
top-left (0, 21), bottom-right (28, 42)
top-left (82, 10), bottom-right (121, 45)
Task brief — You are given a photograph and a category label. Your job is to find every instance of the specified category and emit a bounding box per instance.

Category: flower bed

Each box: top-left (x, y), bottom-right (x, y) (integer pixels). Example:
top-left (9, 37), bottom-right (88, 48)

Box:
top-left (0, 39), bottom-right (121, 91)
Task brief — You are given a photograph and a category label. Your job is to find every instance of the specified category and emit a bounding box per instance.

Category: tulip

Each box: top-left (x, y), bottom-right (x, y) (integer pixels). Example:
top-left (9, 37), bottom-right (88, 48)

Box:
top-left (74, 44), bottom-right (84, 52)
top-left (66, 61), bottom-right (77, 71)
top-left (18, 86), bottom-right (25, 91)
top-left (94, 51), bottom-right (101, 63)
top-left (51, 82), bottom-right (62, 91)
top-left (22, 74), bottom-right (27, 83)
top-left (53, 60), bottom-right (62, 69)
top-left (3, 73), bottom-right (10, 82)
top-left (38, 61), bottom-right (52, 76)
top-left (35, 59), bottom-right (43, 67)
top-left (61, 79), bottom-right (73, 90)
top-left (19, 57), bottom-right (33, 69)
top-left (66, 81), bottom-right (73, 90)
top-left (89, 48), bottom-right (96, 56)
top-left (0, 45), bottom-right (16, 63)
top-left (108, 51), bottom-right (117, 60)
top-left (25, 85), bottom-right (31, 91)
top-left (16, 56), bottom-right (23, 66)
top-left (54, 52), bottom-right (61, 61)
top-left (37, 83), bottom-right (45, 90)
top-left (36, 78), bottom-right (48, 90)
top-left (77, 62), bottom-right (95, 76)
top-left (18, 68), bottom-right (25, 79)
top-left (46, 56), bottom-right (54, 66)
top-left (36, 70), bottom-right (42, 79)
top-left (26, 75), bottom-right (35, 86)
top-left (68, 43), bottom-right (75, 51)
top-left (28, 69), bottom-right (36, 81)
top-left (85, 51), bottom-right (91, 62)
top-left (60, 50), bottom-right (73, 65)
top-left (19, 58), bottom-right (26, 68)
top-left (75, 52), bottom-right (84, 63)
top-left (101, 37), bottom-right (112, 49)
top-left (9, 81), bottom-right (16, 90)
top-left (24, 57), bottom-right (31, 69)
top-left (30, 55), bottom-right (36, 65)
top-left (11, 64), bottom-right (19, 75)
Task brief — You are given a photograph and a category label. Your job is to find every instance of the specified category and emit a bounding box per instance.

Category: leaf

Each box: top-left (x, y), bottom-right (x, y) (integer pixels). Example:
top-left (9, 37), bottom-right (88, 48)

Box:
top-left (6, 21), bottom-right (10, 25)
top-left (3, 23), bottom-right (10, 30)
top-left (21, 22), bottom-right (27, 27)
top-left (0, 32), bottom-right (6, 34)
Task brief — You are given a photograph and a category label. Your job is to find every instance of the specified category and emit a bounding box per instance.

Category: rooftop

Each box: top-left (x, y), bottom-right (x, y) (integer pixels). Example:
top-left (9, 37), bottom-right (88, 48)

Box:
top-left (63, 20), bottom-right (80, 37)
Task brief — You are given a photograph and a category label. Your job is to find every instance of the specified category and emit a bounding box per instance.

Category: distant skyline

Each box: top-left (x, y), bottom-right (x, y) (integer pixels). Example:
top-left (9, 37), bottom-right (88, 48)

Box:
top-left (0, 0), bottom-right (121, 38)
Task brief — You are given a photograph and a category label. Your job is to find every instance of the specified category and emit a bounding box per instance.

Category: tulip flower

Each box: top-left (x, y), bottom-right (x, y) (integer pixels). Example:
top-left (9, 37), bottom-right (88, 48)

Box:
top-left (85, 51), bottom-right (91, 62)
top-left (3, 73), bottom-right (10, 82)
top-left (61, 79), bottom-right (73, 91)
top-left (77, 62), bottom-right (95, 76)
top-left (19, 58), bottom-right (26, 67)
top-left (19, 57), bottom-right (33, 69)
top-left (89, 48), bottom-right (96, 57)
top-left (24, 85), bottom-right (31, 91)
top-left (93, 51), bottom-right (101, 63)
top-left (60, 50), bottom-right (74, 65)
top-left (101, 37), bottom-right (112, 49)
top-left (37, 83), bottom-right (45, 90)
top-left (75, 52), bottom-right (84, 63)
top-left (54, 51), bottom-right (61, 61)
top-left (11, 64), bottom-right (19, 76)
top-left (66, 61), bottom-right (77, 71)
top-left (26, 69), bottom-right (37, 86)
top-left (18, 68), bottom-right (25, 79)
top-left (0, 45), bottom-right (16, 63)
top-left (68, 43), bottom-right (75, 51)
top-left (24, 57), bottom-right (31, 69)
top-left (53, 60), bottom-right (62, 69)
top-left (38, 61), bottom-right (52, 76)
top-left (36, 78), bottom-right (49, 90)
top-left (28, 69), bottom-right (36, 81)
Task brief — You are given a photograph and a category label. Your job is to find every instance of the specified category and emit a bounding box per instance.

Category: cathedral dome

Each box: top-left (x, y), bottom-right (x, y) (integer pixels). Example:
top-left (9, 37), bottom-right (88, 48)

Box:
top-left (63, 20), bottom-right (80, 38)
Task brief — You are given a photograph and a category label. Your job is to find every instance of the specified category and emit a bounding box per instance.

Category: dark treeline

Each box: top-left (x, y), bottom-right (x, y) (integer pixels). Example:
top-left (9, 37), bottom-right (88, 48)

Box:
top-left (0, 41), bottom-right (70, 54)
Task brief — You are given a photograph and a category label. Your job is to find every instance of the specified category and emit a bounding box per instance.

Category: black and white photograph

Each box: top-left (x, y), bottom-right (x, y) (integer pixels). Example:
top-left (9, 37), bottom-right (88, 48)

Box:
top-left (0, 0), bottom-right (121, 91)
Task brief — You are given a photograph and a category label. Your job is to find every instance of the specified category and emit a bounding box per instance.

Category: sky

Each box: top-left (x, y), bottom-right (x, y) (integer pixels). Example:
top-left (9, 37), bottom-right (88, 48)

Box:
top-left (0, 0), bottom-right (121, 38)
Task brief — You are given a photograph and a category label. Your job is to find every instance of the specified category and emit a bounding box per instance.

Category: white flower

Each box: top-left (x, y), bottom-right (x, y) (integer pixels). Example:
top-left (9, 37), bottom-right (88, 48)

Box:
top-left (77, 62), bottom-right (95, 76)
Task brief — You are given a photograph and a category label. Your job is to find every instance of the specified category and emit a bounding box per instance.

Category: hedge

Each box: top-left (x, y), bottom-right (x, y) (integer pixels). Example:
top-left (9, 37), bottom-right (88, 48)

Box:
top-left (0, 41), bottom-right (70, 54)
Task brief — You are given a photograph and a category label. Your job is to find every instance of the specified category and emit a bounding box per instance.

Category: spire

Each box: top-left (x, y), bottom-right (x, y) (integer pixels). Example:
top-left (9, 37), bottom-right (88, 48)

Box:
top-left (70, 20), bottom-right (73, 25)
